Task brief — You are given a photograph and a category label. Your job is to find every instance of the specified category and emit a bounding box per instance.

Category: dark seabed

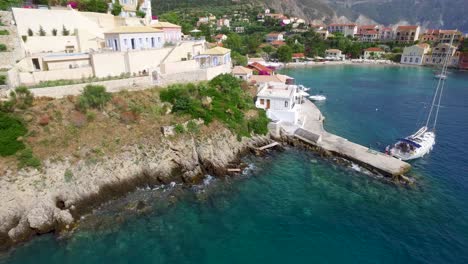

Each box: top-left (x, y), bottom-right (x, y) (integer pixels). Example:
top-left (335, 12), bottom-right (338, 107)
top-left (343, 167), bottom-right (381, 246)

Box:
top-left (2, 65), bottom-right (468, 263)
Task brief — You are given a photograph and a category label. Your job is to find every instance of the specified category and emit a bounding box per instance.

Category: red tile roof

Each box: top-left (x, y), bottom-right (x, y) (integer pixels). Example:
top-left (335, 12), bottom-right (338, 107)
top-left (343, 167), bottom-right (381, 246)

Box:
top-left (271, 40), bottom-right (286, 46)
top-left (364, 30), bottom-right (379, 35)
top-left (292, 53), bottom-right (305, 58)
top-left (247, 62), bottom-right (273, 74)
top-left (397, 25), bottom-right (419, 30)
top-left (365, 47), bottom-right (384, 52)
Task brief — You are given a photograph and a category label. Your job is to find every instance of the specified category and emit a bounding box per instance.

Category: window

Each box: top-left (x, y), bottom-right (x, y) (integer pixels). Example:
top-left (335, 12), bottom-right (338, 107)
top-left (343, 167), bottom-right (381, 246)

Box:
top-left (151, 37), bottom-right (155, 47)
top-left (404, 57), bottom-right (407, 62)
top-left (131, 38), bottom-right (135, 49)
top-left (409, 57), bottom-right (413, 63)
top-left (285, 101), bottom-right (289, 108)
top-left (260, 99), bottom-right (264, 105)
top-left (158, 37), bottom-right (161, 42)
top-left (415, 58), bottom-right (419, 63)
top-left (123, 39), bottom-right (128, 48)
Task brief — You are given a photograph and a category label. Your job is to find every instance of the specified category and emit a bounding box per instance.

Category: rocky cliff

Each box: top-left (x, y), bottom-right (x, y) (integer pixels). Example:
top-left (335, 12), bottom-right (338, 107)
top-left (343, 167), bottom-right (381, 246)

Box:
top-left (0, 127), bottom-right (270, 250)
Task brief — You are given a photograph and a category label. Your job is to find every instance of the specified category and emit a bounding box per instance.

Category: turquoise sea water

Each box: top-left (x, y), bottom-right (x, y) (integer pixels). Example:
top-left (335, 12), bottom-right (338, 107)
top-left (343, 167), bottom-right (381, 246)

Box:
top-left (2, 65), bottom-right (468, 263)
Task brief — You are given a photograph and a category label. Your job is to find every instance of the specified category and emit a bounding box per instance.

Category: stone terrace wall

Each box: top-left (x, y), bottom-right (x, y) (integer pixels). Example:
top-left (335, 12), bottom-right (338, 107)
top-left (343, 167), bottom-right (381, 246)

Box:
top-left (0, 11), bottom-right (25, 69)
top-left (28, 76), bottom-right (152, 98)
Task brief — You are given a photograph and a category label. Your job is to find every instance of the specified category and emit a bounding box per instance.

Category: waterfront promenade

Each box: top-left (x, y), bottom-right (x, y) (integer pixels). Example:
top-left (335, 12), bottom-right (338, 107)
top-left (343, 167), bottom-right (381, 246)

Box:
top-left (286, 100), bottom-right (411, 177)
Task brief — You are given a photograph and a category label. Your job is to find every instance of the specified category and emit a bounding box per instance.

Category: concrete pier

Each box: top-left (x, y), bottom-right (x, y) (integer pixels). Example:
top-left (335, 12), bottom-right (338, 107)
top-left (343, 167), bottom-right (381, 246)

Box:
top-left (281, 100), bottom-right (411, 177)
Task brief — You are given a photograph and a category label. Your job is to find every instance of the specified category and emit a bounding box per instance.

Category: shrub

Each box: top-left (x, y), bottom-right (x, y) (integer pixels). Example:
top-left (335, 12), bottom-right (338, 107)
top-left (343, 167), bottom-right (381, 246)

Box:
top-left (0, 112), bottom-right (27, 156)
top-left (64, 169), bottom-right (73, 182)
top-left (187, 120), bottom-right (199, 134)
top-left (62, 25), bottom-right (70, 36)
top-left (111, 2), bottom-right (122, 16)
top-left (38, 114), bottom-right (50, 126)
top-left (27, 28), bottom-right (33, 36)
top-left (52, 28), bottom-right (58, 36)
top-left (0, 75), bottom-right (6, 84)
top-left (17, 148), bottom-right (41, 168)
top-left (120, 111), bottom-right (138, 124)
top-left (38, 26), bottom-right (46, 36)
top-left (0, 29), bottom-right (9, 35)
top-left (78, 85), bottom-right (111, 111)
top-left (21, 35), bottom-right (27, 42)
top-left (174, 124), bottom-right (185, 134)
top-left (86, 111), bottom-right (96, 122)
top-left (9, 86), bottom-right (34, 110)
top-left (248, 110), bottom-right (269, 135)
top-left (0, 44), bottom-right (6, 52)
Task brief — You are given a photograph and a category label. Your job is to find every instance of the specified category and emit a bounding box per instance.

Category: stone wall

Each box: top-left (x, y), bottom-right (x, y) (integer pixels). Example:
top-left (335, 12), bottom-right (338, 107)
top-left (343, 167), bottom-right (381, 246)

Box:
top-left (0, 11), bottom-right (25, 70)
top-left (28, 76), bottom-right (152, 98)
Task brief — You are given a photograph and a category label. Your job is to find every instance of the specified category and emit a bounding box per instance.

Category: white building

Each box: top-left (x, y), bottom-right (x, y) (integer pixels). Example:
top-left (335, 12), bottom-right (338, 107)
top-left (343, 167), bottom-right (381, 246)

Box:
top-left (328, 24), bottom-right (358, 37)
top-left (255, 82), bottom-right (302, 124)
top-left (363, 47), bottom-right (385, 59)
top-left (424, 43), bottom-right (459, 67)
top-left (195, 46), bottom-right (231, 68)
top-left (401, 43), bottom-right (430, 65)
top-left (104, 26), bottom-right (165, 51)
top-left (325, 49), bottom-right (345, 61)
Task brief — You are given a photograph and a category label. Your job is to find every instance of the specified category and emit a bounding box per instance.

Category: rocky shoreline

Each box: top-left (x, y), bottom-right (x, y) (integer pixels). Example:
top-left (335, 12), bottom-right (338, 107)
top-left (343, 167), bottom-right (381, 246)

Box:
top-left (0, 128), bottom-right (271, 251)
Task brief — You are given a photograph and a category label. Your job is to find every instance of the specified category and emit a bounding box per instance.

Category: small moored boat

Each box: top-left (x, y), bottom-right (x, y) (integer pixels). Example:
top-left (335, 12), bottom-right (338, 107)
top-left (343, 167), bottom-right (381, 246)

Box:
top-left (309, 95), bottom-right (327, 101)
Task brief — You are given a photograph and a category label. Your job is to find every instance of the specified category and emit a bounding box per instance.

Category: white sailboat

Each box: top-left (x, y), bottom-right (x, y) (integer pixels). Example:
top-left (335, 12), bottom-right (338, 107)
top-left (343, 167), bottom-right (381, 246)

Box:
top-left (388, 37), bottom-right (453, 161)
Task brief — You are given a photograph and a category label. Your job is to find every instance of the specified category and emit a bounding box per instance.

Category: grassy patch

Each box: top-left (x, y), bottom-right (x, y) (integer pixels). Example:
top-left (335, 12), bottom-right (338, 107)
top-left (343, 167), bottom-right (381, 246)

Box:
top-left (0, 30), bottom-right (9, 35)
top-left (17, 148), bottom-right (41, 168)
top-left (0, 44), bottom-right (6, 52)
top-left (0, 112), bottom-right (27, 156)
top-left (160, 74), bottom-right (269, 137)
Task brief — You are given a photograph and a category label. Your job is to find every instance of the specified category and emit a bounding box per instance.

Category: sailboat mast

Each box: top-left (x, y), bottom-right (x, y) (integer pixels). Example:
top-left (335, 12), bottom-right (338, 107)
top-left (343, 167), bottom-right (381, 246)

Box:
top-left (432, 35), bottom-right (455, 131)
top-left (425, 36), bottom-right (454, 128)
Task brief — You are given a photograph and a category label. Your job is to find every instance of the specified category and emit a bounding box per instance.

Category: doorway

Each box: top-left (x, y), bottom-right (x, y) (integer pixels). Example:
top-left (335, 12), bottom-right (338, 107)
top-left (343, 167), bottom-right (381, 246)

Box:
top-left (266, 99), bottom-right (270, 109)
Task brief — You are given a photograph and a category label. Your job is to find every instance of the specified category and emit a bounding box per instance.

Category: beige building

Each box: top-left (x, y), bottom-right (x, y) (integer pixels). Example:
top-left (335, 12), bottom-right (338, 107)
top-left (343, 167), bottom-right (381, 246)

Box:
top-left (424, 43), bottom-right (459, 67)
top-left (395, 25), bottom-right (420, 43)
top-left (400, 43), bottom-right (430, 65)
top-left (232, 66), bottom-right (253, 80)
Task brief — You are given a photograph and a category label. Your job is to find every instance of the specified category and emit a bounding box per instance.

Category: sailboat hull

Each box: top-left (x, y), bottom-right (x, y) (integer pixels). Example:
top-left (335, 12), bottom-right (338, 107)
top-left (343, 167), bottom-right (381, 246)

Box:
top-left (389, 131), bottom-right (435, 161)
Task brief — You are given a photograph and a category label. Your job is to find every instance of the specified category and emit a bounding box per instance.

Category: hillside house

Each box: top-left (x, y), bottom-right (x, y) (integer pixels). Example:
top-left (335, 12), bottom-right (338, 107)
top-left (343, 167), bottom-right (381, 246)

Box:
top-left (266, 32), bottom-right (284, 42)
top-left (395, 25), bottom-right (420, 43)
top-left (400, 43), bottom-right (430, 65)
top-left (255, 82), bottom-right (303, 124)
top-left (104, 26), bottom-right (165, 51)
top-left (363, 47), bottom-right (385, 59)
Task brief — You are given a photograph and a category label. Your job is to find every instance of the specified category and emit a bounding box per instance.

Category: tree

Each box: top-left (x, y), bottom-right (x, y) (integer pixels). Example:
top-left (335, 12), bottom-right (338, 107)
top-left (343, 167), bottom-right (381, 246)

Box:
top-left (27, 28), bottom-right (33, 37)
top-left (0, 0), bottom-right (22, 11)
top-left (51, 28), bottom-right (58, 36)
top-left (38, 26), bottom-right (46, 36)
top-left (231, 51), bottom-right (247, 66)
top-left (111, 2), bottom-right (122, 16)
top-left (224, 32), bottom-right (243, 53)
top-left (62, 25), bottom-right (70, 36)
top-left (277, 45), bottom-right (292, 63)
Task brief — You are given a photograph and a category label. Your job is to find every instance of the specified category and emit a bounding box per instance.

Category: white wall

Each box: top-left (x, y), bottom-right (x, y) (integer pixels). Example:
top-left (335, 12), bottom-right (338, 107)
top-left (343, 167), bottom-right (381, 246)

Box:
top-left (17, 67), bottom-right (93, 85)
top-left (24, 36), bottom-right (78, 54)
top-left (91, 52), bottom-right (128, 78)
top-left (160, 60), bottom-right (199, 74)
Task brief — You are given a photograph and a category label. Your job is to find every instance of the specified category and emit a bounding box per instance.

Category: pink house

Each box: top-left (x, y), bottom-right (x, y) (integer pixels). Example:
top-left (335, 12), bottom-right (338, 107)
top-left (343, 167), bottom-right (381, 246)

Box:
top-left (151, 21), bottom-right (182, 44)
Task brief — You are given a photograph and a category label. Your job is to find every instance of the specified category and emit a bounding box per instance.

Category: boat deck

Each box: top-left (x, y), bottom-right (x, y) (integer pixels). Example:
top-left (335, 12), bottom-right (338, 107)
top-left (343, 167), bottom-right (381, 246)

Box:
top-left (285, 100), bottom-right (411, 177)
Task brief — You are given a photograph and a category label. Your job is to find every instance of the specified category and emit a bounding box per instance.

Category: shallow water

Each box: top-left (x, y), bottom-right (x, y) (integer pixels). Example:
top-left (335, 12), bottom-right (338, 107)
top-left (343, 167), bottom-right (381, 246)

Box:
top-left (2, 65), bottom-right (468, 263)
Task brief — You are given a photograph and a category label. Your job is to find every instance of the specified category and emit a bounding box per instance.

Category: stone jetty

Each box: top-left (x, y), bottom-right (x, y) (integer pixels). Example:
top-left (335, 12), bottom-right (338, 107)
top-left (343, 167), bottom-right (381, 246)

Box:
top-left (277, 100), bottom-right (411, 177)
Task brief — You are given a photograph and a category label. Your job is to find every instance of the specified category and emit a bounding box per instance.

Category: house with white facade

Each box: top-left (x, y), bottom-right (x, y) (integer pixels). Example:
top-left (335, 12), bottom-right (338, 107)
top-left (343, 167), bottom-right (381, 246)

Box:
top-left (325, 49), bottom-right (345, 60)
top-left (104, 26), bottom-right (165, 51)
top-left (400, 43), bottom-right (430, 65)
top-left (255, 82), bottom-right (303, 124)
top-left (195, 46), bottom-right (231, 68)
top-left (363, 47), bottom-right (385, 59)
top-left (327, 24), bottom-right (358, 37)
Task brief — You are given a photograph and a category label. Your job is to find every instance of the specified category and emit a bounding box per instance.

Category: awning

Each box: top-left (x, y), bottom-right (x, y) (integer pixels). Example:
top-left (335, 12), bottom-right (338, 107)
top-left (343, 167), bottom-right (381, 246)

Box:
top-left (398, 138), bottom-right (422, 148)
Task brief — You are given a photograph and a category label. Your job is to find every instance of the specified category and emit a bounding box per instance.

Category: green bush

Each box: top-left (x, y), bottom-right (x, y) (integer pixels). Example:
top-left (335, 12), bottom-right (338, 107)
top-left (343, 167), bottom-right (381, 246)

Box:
top-left (78, 85), bottom-right (112, 111)
top-left (187, 120), bottom-right (199, 134)
top-left (17, 148), bottom-right (41, 168)
top-left (0, 112), bottom-right (27, 156)
top-left (10, 86), bottom-right (34, 109)
top-left (0, 44), bottom-right (6, 52)
top-left (174, 124), bottom-right (185, 134)
top-left (160, 74), bottom-right (267, 138)
top-left (64, 169), bottom-right (74, 182)
top-left (0, 30), bottom-right (9, 35)
top-left (0, 75), bottom-right (6, 85)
